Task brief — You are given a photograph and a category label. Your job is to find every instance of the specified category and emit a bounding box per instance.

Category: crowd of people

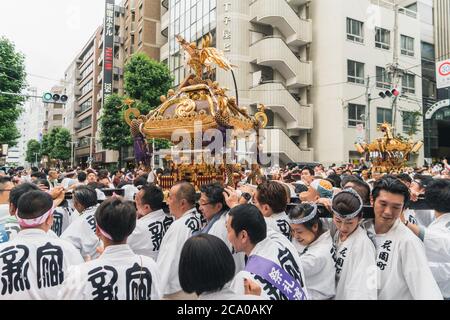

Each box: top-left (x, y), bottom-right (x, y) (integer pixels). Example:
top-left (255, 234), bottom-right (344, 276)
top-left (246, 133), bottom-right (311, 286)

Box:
top-left (0, 159), bottom-right (449, 300)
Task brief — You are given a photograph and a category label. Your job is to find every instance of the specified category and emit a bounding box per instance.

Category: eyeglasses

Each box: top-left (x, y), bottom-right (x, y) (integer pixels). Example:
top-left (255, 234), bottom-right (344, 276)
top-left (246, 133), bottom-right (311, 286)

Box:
top-left (0, 189), bottom-right (13, 192)
top-left (198, 201), bottom-right (212, 206)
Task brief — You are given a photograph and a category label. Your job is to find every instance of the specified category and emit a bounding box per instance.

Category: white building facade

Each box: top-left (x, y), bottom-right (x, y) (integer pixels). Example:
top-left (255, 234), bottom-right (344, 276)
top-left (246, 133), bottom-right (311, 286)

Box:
top-left (310, 0), bottom-right (424, 166)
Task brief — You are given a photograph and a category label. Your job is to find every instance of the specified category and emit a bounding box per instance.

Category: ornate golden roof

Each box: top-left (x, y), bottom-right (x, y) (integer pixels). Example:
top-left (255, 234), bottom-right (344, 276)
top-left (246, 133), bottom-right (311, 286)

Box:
top-left (124, 34), bottom-right (267, 140)
top-left (355, 123), bottom-right (423, 173)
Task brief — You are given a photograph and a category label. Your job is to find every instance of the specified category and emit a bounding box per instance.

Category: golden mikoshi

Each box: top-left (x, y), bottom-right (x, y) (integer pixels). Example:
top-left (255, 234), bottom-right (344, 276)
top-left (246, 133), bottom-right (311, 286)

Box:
top-left (123, 34), bottom-right (268, 190)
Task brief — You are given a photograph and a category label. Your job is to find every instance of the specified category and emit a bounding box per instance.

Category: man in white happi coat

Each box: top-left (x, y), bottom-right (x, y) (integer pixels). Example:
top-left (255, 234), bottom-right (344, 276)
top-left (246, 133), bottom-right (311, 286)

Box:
top-left (61, 185), bottom-right (101, 260)
top-left (228, 204), bottom-right (309, 300)
top-left (197, 183), bottom-right (245, 274)
top-left (402, 178), bottom-right (450, 299)
top-left (157, 182), bottom-right (205, 299)
top-left (0, 191), bottom-right (83, 300)
top-left (127, 184), bottom-right (173, 261)
top-left (2, 183), bottom-right (65, 241)
top-left (363, 176), bottom-right (443, 300)
top-left (59, 198), bottom-right (161, 300)
top-left (252, 181), bottom-right (292, 241)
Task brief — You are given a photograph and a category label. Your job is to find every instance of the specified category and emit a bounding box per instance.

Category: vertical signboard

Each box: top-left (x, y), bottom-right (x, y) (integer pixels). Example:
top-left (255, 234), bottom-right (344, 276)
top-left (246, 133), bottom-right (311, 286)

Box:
top-left (103, 0), bottom-right (115, 102)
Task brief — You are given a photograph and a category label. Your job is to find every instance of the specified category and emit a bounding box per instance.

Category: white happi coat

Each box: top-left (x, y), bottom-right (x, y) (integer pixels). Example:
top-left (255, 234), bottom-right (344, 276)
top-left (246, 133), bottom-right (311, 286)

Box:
top-left (364, 219), bottom-right (442, 300)
top-left (157, 208), bottom-right (204, 296)
top-left (231, 233), bottom-right (309, 301)
top-left (59, 244), bottom-right (161, 300)
top-left (3, 216), bottom-right (60, 241)
top-left (61, 205), bottom-right (101, 260)
top-left (265, 212), bottom-right (292, 241)
top-left (127, 209), bottom-right (174, 261)
top-left (51, 206), bottom-right (77, 237)
top-left (207, 212), bottom-right (246, 274)
top-left (0, 229), bottom-right (84, 300)
top-left (419, 213), bottom-right (450, 298)
top-left (332, 226), bottom-right (377, 300)
top-left (299, 231), bottom-right (336, 300)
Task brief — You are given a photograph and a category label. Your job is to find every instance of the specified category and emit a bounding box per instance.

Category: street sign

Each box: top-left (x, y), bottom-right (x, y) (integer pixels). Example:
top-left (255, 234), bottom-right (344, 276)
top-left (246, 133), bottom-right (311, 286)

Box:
top-left (436, 59), bottom-right (450, 89)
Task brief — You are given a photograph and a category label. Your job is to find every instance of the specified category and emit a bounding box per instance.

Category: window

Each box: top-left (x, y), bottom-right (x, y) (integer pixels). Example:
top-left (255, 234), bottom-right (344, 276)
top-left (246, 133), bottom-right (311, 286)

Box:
top-left (79, 98), bottom-right (92, 113)
top-left (376, 66), bottom-right (392, 89)
top-left (138, 29), bottom-right (142, 45)
top-left (347, 60), bottom-right (365, 84)
top-left (401, 35), bottom-right (414, 56)
top-left (375, 27), bottom-right (390, 50)
top-left (402, 111), bottom-right (416, 134)
top-left (377, 108), bottom-right (392, 125)
top-left (348, 104), bottom-right (365, 127)
top-left (80, 80), bottom-right (93, 96)
top-left (80, 62), bottom-right (93, 80)
top-left (53, 114), bottom-right (63, 121)
top-left (131, 11), bottom-right (135, 22)
top-left (131, 34), bottom-right (135, 45)
top-left (79, 116), bottom-right (92, 129)
top-left (346, 18), bottom-right (364, 43)
top-left (402, 73), bottom-right (415, 94)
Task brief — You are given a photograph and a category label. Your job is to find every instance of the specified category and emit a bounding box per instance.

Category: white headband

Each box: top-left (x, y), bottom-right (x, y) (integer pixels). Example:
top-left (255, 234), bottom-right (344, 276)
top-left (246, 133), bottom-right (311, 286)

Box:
top-left (290, 203), bottom-right (318, 224)
top-left (331, 188), bottom-right (363, 220)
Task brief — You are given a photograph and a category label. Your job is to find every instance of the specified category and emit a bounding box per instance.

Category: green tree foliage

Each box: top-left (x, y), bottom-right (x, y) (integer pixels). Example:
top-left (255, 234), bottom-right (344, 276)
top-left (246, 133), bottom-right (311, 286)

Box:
top-left (25, 139), bottom-right (41, 163)
top-left (124, 53), bottom-right (173, 110)
top-left (52, 128), bottom-right (71, 160)
top-left (40, 134), bottom-right (51, 156)
top-left (0, 37), bottom-right (27, 146)
top-left (40, 128), bottom-right (71, 161)
top-left (100, 94), bottom-right (132, 151)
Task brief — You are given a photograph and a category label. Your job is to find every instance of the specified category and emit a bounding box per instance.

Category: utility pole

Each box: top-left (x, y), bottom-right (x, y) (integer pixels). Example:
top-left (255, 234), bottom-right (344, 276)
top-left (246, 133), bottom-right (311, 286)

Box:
top-left (365, 76), bottom-right (371, 141)
top-left (387, 0), bottom-right (403, 135)
top-left (88, 136), bottom-right (95, 168)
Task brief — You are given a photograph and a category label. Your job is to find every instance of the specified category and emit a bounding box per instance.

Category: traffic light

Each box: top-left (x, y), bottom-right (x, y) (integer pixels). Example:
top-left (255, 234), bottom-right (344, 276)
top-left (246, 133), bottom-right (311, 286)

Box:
top-left (42, 92), bottom-right (68, 104)
top-left (379, 88), bottom-right (400, 99)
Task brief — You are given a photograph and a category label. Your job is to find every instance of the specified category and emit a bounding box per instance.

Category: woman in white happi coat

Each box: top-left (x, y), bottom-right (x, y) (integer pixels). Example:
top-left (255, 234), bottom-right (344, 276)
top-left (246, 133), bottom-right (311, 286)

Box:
top-left (401, 179), bottom-right (450, 299)
top-left (179, 233), bottom-right (263, 300)
top-left (59, 197), bottom-right (161, 300)
top-left (330, 188), bottom-right (377, 300)
top-left (288, 203), bottom-right (335, 300)
top-left (0, 191), bottom-right (83, 300)
top-left (362, 176), bottom-right (442, 300)
top-left (228, 204), bottom-right (309, 301)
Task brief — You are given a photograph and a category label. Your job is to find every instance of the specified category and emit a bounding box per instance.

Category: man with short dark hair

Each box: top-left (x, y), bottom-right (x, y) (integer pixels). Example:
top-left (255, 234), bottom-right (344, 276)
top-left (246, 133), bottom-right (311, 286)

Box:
top-left (157, 182), bottom-right (204, 299)
top-left (0, 191), bottom-right (83, 299)
top-left (254, 181), bottom-right (291, 241)
top-left (363, 176), bottom-right (442, 300)
top-left (228, 204), bottom-right (308, 300)
top-left (61, 185), bottom-right (101, 260)
top-left (127, 183), bottom-right (173, 261)
top-left (198, 183), bottom-right (245, 274)
top-left (300, 167), bottom-right (314, 186)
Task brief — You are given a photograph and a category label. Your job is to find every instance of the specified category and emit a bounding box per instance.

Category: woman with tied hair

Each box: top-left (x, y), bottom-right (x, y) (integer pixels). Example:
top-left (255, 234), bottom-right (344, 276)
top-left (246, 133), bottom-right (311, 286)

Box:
top-left (330, 188), bottom-right (377, 300)
top-left (288, 203), bottom-right (335, 300)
